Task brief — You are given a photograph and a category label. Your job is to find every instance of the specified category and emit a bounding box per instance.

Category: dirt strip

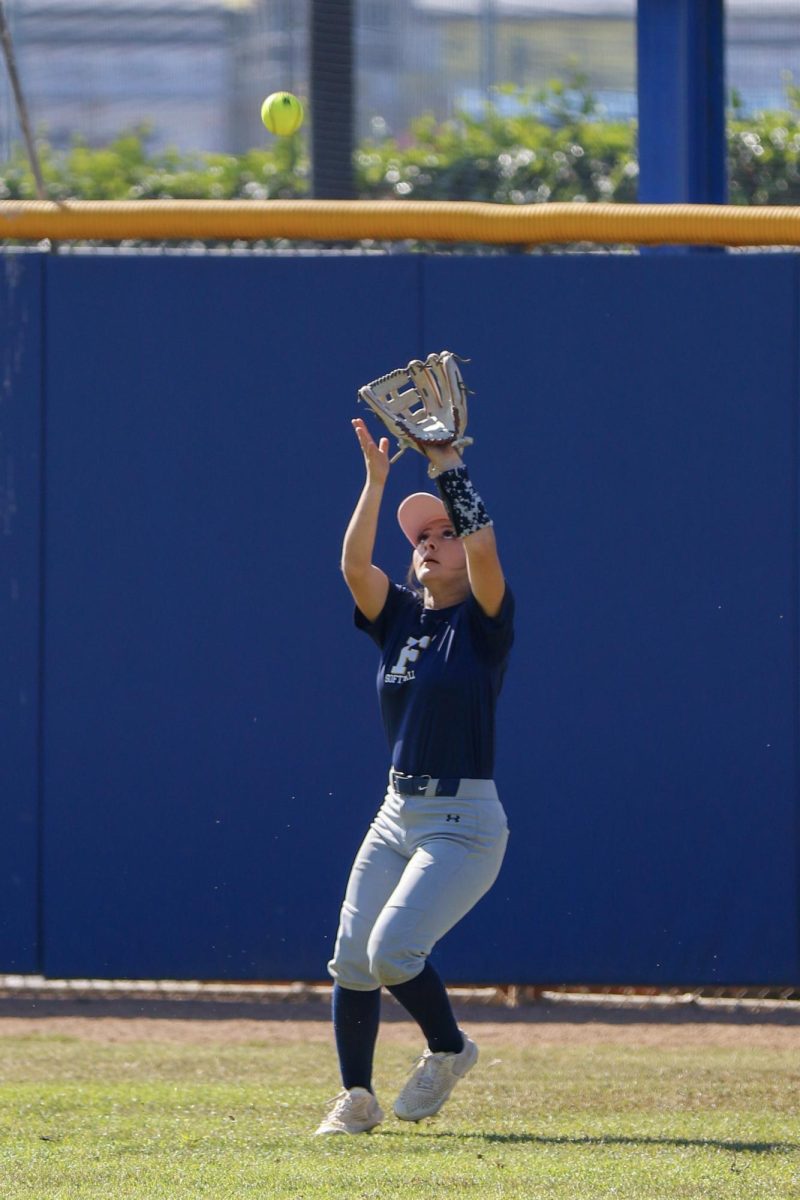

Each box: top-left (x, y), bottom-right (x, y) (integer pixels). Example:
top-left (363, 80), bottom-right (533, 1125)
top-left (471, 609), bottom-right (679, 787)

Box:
top-left (1, 995), bottom-right (799, 1050)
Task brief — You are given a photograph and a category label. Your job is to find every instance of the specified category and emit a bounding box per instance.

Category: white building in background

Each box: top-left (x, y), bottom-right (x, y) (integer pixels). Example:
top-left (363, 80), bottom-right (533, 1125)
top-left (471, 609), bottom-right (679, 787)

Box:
top-left (3, 0), bottom-right (253, 155)
top-left (0, 0), bottom-right (797, 157)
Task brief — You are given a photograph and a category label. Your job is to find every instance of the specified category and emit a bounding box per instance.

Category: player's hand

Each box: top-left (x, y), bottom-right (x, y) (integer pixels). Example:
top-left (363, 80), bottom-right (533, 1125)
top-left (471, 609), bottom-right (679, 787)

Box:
top-left (352, 418), bottom-right (390, 486)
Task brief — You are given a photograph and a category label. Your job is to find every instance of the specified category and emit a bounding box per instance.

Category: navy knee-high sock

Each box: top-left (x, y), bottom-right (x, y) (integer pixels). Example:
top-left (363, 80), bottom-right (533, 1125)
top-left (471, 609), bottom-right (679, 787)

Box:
top-left (332, 984), bottom-right (381, 1092)
top-left (387, 961), bottom-right (464, 1054)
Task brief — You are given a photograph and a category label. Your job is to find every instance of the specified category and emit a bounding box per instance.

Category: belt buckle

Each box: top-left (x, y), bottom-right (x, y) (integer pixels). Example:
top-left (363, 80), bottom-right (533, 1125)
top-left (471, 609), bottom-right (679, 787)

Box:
top-left (392, 771), bottom-right (430, 795)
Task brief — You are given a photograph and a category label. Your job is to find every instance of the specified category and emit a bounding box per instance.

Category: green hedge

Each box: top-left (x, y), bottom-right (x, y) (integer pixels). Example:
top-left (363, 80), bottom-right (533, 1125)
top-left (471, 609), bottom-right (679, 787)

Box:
top-left (1, 80), bottom-right (799, 206)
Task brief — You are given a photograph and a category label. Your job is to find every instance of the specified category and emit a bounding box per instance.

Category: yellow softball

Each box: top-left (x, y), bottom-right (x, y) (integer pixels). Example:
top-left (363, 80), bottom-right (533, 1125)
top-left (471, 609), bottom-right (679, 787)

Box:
top-left (261, 92), bottom-right (304, 137)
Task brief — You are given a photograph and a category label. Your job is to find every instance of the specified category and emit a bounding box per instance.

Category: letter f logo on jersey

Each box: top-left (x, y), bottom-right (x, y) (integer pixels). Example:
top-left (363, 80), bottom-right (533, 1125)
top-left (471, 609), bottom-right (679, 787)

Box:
top-left (387, 635), bottom-right (431, 680)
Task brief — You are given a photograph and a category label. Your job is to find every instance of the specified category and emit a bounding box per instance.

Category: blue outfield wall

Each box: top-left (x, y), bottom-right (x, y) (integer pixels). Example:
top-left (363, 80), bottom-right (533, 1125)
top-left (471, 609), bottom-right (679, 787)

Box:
top-left (1, 250), bottom-right (798, 985)
top-left (0, 254), bottom-right (42, 974)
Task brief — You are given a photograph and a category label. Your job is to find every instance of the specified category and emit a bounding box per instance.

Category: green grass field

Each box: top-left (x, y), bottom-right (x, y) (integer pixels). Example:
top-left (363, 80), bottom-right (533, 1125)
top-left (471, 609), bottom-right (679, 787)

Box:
top-left (1, 1020), bottom-right (799, 1199)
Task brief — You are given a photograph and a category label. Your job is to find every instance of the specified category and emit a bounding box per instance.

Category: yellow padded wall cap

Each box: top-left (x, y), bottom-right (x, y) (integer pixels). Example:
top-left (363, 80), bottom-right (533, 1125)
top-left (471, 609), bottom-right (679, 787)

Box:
top-left (1, 200), bottom-right (800, 246)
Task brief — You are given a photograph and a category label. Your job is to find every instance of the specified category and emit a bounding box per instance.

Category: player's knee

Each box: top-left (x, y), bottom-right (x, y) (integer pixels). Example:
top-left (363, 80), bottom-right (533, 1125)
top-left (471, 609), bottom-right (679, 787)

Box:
top-left (327, 944), bottom-right (377, 991)
top-left (366, 930), bottom-right (420, 987)
top-left (328, 902), bottom-right (379, 989)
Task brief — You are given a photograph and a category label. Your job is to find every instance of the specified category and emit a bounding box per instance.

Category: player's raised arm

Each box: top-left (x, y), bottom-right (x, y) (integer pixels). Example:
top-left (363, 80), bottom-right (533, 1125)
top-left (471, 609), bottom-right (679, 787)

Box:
top-left (341, 418), bottom-right (391, 622)
top-left (423, 444), bottom-right (506, 619)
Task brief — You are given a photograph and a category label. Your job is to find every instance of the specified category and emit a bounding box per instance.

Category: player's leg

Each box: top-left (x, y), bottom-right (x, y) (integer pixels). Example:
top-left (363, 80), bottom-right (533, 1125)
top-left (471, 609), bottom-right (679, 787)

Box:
top-left (366, 792), bottom-right (508, 1119)
top-left (320, 818), bottom-right (408, 1131)
top-left (369, 832), bottom-right (505, 1046)
top-left (388, 959), bottom-right (462, 1052)
top-left (366, 793), bottom-right (508, 992)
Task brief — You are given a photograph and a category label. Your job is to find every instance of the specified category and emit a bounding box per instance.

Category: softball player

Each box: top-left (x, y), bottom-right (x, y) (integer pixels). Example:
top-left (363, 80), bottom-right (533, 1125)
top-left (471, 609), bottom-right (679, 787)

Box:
top-left (315, 418), bottom-right (514, 1136)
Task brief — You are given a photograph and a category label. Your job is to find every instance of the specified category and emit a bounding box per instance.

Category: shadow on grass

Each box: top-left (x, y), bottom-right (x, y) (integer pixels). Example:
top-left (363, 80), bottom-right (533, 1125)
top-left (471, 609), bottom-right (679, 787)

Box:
top-left (378, 1130), bottom-right (800, 1154)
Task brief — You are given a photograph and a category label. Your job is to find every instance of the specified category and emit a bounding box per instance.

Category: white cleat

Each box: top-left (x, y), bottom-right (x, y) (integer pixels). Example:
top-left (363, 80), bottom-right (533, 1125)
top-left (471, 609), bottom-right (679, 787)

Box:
top-left (314, 1087), bottom-right (384, 1135)
top-left (393, 1033), bottom-right (478, 1122)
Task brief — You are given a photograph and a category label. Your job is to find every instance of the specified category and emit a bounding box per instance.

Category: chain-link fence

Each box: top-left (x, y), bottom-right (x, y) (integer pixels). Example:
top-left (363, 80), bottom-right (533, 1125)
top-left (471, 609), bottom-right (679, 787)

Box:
top-left (727, 0), bottom-right (799, 114)
top-left (0, 1), bottom-right (798, 201)
top-left (0, 0), bottom-right (635, 155)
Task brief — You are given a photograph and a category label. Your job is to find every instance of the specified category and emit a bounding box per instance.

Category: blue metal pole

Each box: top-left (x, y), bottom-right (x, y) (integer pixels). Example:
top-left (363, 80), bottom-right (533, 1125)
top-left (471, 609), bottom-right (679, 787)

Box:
top-left (637, 0), bottom-right (727, 204)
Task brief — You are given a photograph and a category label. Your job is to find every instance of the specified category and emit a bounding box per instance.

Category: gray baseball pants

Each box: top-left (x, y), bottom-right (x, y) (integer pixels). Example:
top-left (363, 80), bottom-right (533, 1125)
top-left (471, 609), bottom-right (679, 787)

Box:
top-left (328, 774), bottom-right (509, 990)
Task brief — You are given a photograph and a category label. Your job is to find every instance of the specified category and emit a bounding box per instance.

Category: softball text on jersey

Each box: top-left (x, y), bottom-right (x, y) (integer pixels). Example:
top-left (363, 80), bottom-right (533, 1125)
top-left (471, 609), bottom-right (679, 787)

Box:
top-left (355, 582), bottom-right (514, 778)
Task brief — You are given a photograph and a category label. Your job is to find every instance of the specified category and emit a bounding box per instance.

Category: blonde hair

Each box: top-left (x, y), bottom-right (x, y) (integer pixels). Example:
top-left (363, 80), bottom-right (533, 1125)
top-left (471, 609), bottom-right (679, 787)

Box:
top-left (405, 556), bottom-right (424, 597)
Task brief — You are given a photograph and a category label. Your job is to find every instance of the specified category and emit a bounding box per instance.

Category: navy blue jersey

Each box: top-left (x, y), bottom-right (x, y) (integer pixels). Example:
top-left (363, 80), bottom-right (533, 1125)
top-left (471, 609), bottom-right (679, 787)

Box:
top-left (354, 583), bottom-right (514, 778)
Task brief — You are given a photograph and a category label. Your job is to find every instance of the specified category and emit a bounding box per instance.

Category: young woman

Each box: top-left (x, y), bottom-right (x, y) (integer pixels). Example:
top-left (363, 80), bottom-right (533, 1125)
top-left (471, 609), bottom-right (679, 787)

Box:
top-left (315, 417), bottom-right (514, 1135)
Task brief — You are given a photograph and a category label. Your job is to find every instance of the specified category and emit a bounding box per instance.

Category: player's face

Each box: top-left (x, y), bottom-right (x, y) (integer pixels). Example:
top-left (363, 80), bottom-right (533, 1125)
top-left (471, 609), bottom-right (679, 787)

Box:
top-left (413, 518), bottom-right (467, 585)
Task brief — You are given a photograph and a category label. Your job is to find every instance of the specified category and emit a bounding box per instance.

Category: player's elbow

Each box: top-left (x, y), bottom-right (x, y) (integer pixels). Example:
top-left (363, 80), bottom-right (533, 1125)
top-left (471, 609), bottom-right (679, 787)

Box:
top-left (341, 558), bottom-right (368, 586)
